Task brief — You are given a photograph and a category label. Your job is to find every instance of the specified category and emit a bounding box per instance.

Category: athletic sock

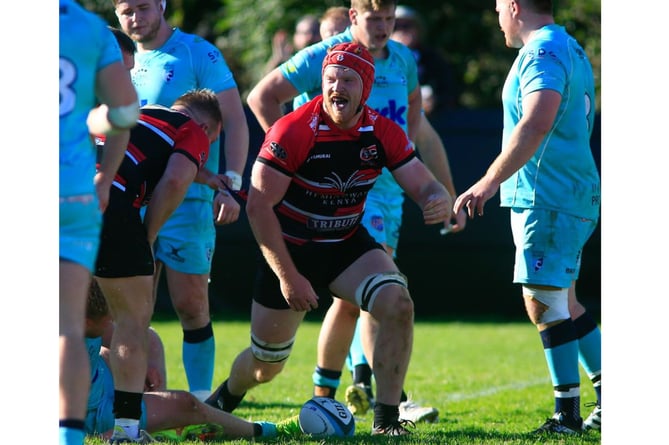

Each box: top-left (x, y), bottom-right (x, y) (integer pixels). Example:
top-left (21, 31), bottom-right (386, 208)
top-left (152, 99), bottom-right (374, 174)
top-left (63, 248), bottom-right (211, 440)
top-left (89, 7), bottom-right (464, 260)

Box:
top-left (59, 419), bottom-right (85, 445)
top-left (352, 363), bottom-right (373, 387)
top-left (574, 311), bottom-right (601, 405)
top-left (373, 402), bottom-right (399, 428)
top-left (218, 379), bottom-right (245, 412)
top-left (183, 322), bottom-right (215, 400)
top-left (312, 366), bottom-right (341, 398)
top-left (540, 320), bottom-right (581, 425)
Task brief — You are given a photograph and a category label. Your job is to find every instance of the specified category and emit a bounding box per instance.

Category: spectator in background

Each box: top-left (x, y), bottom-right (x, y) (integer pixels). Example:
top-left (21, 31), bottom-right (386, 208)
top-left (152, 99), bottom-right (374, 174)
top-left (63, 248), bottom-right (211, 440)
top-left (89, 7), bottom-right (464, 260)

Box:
top-left (391, 5), bottom-right (461, 115)
top-left (319, 6), bottom-right (351, 39)
top-left (264, 14), bottom-right (321, 75)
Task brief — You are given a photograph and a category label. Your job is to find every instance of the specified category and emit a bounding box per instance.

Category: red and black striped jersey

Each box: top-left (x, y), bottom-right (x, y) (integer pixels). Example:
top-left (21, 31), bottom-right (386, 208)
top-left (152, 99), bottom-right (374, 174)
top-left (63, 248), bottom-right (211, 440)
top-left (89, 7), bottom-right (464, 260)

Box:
top-left (257, 96), bottom-right (416, 244)
top-left (96, 105), bottom-right (209, 208)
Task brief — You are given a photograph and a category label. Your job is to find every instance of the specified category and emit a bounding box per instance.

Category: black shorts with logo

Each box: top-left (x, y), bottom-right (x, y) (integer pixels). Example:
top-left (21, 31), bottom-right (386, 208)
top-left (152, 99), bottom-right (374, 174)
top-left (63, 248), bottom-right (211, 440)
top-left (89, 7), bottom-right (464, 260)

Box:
top-left (253, 226), bottom-right (384, 309)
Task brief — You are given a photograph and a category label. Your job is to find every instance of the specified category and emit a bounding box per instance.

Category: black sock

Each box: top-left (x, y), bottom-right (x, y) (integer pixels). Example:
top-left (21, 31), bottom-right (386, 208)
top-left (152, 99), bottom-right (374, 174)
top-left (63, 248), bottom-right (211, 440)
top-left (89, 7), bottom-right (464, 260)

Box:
top-left (220, 379), bottom-right (245, 412)
top-left (352, 363), bottom-right (373, 386)
top-left (183, 321), bottom-right (214, 343)
top-left (59, 419), bottom-right (85, 430)
top-left (373, 402), bottom-right (399, 427)
top-left (113, 390), bottom-right (143, 419)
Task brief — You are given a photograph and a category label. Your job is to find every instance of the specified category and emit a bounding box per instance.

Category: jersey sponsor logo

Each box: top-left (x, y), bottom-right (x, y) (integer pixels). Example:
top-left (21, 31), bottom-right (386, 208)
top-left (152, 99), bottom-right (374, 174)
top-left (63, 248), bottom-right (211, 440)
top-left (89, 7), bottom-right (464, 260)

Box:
top-left (167, 244), bottom-right (186, 263)
top-left (306, 153), bottom-right (332, 163)
top-left (322, 171), bottom-right (371, 194)
top-left (268, 141), bottom-right (287, 160)
top-left (374, 99), bottom-right (407, 126)
top-left (360, 145), bottom-right (378, 162)
top-left (370, 215), bottom-right (384, 232)
top-left (533, 256), bottom-right (544, 272)
top-left (307, 215), bottom-right (359, 232)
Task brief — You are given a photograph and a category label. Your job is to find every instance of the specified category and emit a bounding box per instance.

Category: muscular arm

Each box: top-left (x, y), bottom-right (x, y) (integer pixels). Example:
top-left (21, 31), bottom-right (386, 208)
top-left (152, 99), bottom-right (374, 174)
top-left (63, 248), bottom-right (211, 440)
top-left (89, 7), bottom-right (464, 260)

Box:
top-left (143, 153), bottom-right (199, 244)
top-left (217, 88), bottom-right (249, 176)
top-left (392, 157), bottom-right (452, 226)
top-left (246, 68), bottom-right (300, 132)
top-left (246, 162), bottom-right (296, 280)
top-left (246, 162), bottom-right (319, 311)
top-left (453, 89), bottom-right (561, 218)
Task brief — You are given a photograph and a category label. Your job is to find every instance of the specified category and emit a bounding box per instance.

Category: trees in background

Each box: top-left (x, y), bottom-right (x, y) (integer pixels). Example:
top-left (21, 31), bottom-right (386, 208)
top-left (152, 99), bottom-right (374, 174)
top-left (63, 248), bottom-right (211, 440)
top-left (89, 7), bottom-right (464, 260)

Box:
top-left (83, 0), bottom-right (600, 110)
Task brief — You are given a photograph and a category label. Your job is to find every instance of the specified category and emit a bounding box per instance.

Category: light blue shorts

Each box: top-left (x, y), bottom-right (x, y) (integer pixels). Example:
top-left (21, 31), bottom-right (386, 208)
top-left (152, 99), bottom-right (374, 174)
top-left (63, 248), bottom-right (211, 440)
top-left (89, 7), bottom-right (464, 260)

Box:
top-left (59, 194), bottom-right (102, 273)
top-left (510, 208), bottom-right (598, 288)
top-left (153, 199), bottom-right (216, 274)
top-left (361, 191), bottom-right (404, 255)
top-left (85, 366), bottom-right (147, 434)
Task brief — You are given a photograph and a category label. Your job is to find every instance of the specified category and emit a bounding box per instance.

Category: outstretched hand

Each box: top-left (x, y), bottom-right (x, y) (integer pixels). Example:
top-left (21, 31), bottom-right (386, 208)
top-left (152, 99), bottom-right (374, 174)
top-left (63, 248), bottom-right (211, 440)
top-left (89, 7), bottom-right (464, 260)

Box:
top-left (453, 178), bottom-right (500, 219)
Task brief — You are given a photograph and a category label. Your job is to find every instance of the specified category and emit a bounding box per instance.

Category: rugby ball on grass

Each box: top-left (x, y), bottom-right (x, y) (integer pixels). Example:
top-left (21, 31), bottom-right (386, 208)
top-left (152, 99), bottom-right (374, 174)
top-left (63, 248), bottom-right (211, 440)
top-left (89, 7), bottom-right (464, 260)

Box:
top-left (298, 397), bottom-right (355, 437)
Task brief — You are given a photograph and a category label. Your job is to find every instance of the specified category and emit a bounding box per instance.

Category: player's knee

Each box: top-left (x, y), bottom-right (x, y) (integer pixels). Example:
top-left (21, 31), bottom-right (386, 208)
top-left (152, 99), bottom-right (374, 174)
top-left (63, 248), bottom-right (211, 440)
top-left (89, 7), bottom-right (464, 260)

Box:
top-left (523, 286), bottom-right (569, 325)
top-left (250, 332), bottom-right (294, 363)
top-left (355, 271), bottom-right (409, 314)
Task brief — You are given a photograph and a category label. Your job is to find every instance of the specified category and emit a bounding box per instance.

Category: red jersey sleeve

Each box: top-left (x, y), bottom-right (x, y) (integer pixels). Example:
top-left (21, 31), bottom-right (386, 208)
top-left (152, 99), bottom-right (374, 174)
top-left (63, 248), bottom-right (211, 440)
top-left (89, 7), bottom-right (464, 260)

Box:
top-left (173, 120), bottom-right (210, 170)
top-left (257, 99), bottom-right (321, 176)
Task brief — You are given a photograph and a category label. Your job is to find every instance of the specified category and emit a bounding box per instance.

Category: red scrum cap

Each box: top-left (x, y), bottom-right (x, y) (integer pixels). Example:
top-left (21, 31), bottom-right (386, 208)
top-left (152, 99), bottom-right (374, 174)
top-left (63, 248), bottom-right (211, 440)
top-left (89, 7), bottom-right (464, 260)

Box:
top-left (322, 42), bottom-right (375, 106)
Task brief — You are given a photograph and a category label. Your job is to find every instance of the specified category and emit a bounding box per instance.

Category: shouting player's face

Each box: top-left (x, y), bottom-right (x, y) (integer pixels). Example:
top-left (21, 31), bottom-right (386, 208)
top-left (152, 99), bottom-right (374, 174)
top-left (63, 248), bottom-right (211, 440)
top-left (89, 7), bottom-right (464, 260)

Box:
top-left (322, 65), bottom-right (364, 129)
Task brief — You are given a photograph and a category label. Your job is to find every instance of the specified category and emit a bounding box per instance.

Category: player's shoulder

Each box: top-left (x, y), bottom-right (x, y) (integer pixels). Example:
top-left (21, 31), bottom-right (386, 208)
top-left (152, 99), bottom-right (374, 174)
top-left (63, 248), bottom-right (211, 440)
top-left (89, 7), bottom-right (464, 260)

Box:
top-left (386, 39), bottom-right (415, 62)
top-left (364, 107), bottom-right (406, 139)
top-left (60, 0), bottom-right (107, 37)
top-left (172, 28), bottom-right (219, 51)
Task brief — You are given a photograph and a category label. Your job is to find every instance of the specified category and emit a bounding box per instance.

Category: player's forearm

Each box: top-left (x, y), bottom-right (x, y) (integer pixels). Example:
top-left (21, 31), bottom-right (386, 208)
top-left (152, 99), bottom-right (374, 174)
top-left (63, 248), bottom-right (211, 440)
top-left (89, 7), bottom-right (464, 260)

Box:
top-left (222, 126), bottom-right (249, 176)
top-left (144, 176), bottom-right (191, 243)
top-left (247, 204), bottom-right (299, 282)
top-left (96, 131), bottom-right (129, 188)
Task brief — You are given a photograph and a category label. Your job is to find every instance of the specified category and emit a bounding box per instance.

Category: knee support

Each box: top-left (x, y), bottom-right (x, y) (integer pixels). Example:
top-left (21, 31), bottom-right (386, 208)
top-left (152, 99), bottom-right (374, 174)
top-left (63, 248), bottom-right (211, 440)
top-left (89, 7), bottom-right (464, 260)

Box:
top-left (355, 271), bottom-right (408, 312)
top-left (250, 332), bottom-right (295, 363)
top-left (523, 286), bottom-right (569, 324)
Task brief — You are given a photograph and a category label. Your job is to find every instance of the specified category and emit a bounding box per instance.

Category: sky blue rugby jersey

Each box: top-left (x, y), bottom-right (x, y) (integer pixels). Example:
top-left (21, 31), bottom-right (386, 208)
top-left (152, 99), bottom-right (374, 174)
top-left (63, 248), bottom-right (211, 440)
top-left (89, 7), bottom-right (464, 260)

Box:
top-left (131, 29), bottom-right (238, 201)
top-left (59, 0), bottom-right (123, 196)
top-left (500, 24), bottom-right (600, 220)
top-left (281, 28), bottom-right (419, 197)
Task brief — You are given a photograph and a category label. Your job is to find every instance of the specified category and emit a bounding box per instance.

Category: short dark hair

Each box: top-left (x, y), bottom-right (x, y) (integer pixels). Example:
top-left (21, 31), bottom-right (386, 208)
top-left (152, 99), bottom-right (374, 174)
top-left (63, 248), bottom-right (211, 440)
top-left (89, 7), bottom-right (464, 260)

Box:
top-left (108, 26), bottom-right (136, 55)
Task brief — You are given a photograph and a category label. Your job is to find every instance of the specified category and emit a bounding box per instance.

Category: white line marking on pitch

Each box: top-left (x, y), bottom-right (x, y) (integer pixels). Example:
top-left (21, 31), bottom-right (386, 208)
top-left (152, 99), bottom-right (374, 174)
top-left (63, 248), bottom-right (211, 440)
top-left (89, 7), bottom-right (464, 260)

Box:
top-left (445, 377), bottom-right (550, 401)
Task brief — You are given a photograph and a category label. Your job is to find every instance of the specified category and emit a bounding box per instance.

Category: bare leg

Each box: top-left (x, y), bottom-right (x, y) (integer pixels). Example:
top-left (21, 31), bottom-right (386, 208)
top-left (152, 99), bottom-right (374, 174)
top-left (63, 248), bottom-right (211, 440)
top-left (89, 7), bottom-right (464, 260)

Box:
top-left (313, 298), bottom-right (359, 396)
top-left (59, 261), bottom-right (91, 422)
top-left (143, 391), bottom-right (256, 438)
top-left (226, 302), bottom-right (306, 396)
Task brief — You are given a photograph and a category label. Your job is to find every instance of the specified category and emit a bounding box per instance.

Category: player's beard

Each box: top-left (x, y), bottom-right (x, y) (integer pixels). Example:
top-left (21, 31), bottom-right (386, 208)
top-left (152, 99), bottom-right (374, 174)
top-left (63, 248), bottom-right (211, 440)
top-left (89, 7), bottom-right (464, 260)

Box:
top-left (133, 16), bottom-right (162, 45)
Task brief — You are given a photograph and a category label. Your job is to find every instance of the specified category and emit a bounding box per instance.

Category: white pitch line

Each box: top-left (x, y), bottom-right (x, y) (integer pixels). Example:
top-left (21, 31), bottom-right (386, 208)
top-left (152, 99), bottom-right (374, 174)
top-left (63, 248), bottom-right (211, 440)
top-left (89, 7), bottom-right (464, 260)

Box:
top-left (445, 377), bottom-right (550, 401)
